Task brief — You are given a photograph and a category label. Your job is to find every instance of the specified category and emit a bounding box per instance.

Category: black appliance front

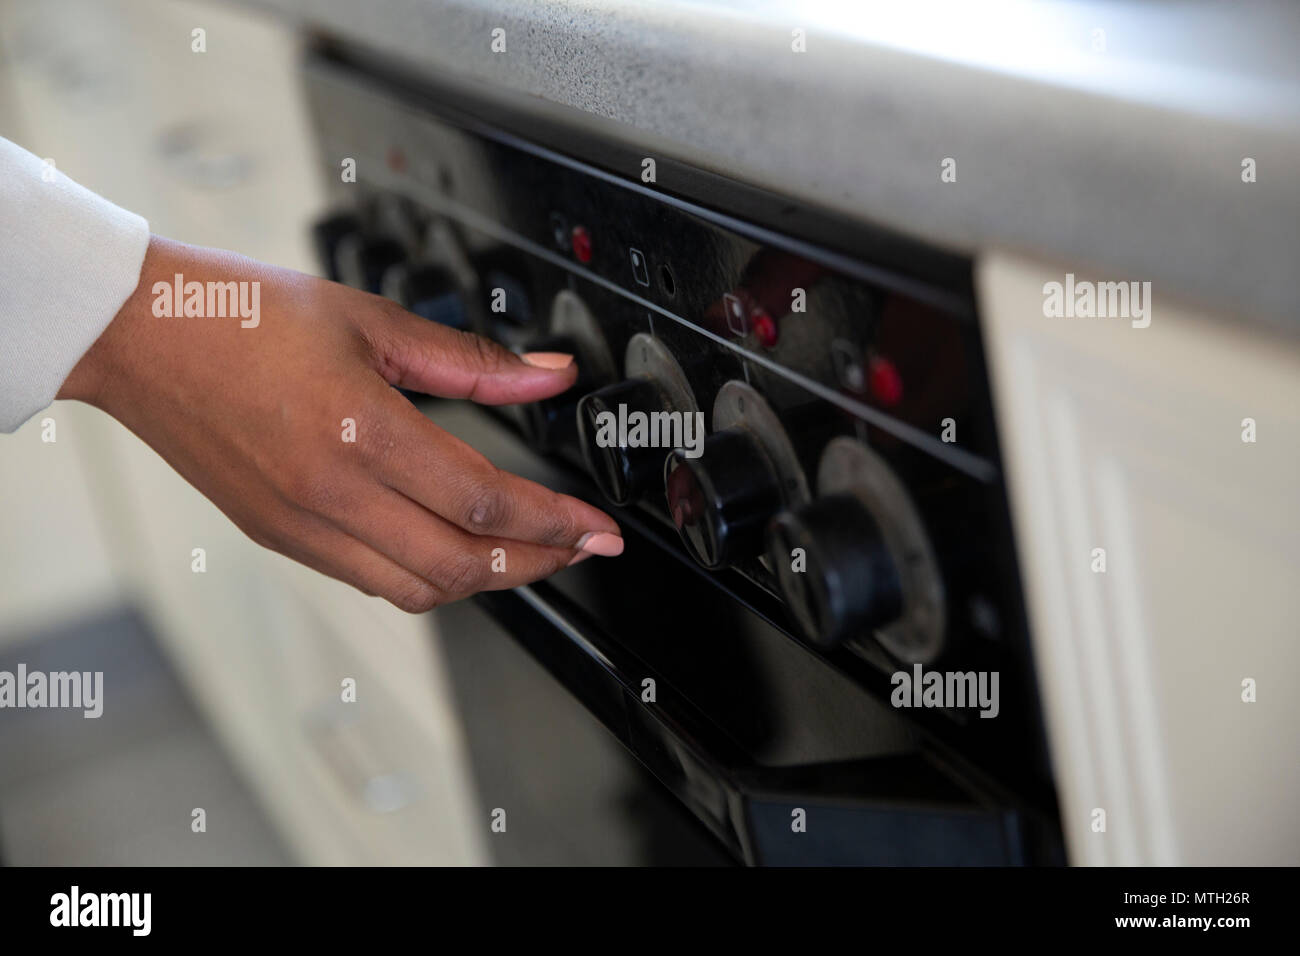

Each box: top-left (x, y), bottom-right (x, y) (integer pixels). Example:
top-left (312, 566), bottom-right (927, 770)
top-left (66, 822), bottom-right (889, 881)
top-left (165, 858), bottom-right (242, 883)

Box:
top-left (303, 42), bottom-right (1065, 866)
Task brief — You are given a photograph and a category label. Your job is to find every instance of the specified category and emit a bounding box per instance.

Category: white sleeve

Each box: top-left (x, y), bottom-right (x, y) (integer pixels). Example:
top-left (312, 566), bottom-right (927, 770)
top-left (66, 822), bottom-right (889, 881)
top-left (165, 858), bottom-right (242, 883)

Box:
top-left (0, 136), bottom-right (150, 432)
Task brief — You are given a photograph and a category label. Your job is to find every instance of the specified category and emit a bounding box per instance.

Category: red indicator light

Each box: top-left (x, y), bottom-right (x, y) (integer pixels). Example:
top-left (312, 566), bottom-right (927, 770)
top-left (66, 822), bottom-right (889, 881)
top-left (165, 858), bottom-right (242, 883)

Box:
top-left (868, 355), bottom-right (903, 407)
top-left (571, 225), bottom-right (593, 264)
top-left (386, 147), bottom-right (407, 173)
top-left (752, 310), bottom-right (779, 349)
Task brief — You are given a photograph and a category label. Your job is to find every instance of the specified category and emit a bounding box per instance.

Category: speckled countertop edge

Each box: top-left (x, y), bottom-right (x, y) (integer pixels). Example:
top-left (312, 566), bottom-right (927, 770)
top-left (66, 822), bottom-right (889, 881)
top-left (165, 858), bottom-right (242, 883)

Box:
top-left (245, 0), bottom-right (1300, 328)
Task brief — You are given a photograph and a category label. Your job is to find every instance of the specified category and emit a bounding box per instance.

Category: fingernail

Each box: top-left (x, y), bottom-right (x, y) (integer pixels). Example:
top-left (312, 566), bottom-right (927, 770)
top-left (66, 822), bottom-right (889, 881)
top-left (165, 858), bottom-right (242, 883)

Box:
top-left (566, 550), bottom-right (595, 567)
top-left (576, 531), bottom-right (624, 557)
top-left (522, 351), bottom-right (574, 370)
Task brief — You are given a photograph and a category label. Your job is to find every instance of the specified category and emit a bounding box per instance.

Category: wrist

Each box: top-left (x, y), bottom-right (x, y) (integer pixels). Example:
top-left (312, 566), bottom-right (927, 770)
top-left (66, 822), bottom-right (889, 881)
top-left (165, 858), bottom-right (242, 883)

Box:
top-left (56, 234), bottom-right (175, 412)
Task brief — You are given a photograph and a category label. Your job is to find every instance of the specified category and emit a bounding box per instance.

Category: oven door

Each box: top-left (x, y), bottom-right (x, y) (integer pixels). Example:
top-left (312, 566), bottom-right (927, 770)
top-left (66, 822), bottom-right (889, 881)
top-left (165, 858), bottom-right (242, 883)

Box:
top-left (427, 401), bottom-right (1050, 866)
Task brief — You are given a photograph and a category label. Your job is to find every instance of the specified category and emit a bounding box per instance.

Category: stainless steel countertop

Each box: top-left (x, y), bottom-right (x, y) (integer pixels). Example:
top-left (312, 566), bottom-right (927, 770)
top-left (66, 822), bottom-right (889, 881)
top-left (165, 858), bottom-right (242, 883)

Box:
top-left (250, 0), bottom-right (1300, 328)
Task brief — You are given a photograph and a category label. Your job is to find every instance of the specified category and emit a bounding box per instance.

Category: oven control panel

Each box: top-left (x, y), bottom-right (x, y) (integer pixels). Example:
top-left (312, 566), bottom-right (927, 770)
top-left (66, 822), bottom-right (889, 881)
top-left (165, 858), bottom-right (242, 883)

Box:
top-left (303, 48), bottom-right (1052, 809)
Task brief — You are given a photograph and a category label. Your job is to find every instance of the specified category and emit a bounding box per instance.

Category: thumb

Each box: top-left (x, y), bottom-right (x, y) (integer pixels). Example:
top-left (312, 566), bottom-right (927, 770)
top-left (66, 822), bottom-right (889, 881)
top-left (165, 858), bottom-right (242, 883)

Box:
top-left (371, 307), bottom-right (578, 405)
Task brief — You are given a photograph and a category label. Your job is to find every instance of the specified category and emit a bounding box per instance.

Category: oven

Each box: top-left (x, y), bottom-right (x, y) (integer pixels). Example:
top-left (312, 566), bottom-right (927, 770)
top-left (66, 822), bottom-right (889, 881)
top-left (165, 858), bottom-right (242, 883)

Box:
top-left (302, 42), bottom-right (1065, 866)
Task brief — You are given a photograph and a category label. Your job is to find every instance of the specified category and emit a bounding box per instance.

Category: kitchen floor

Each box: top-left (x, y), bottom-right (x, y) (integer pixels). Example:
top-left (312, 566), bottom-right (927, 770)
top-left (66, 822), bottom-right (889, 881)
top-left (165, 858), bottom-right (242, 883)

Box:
top-left (0, 607), bottom-right (291, 866)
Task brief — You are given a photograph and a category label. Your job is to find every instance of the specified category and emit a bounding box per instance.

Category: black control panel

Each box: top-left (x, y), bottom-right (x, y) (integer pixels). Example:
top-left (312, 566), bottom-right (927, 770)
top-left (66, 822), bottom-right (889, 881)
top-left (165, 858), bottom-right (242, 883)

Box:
top-left (303, 45), bottom-right (1059, 846)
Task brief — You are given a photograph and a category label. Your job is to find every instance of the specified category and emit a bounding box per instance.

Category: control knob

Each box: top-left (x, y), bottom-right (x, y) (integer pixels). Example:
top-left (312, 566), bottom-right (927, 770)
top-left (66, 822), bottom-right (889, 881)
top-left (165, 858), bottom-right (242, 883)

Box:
top-left (310, 211), bottom-right (362, 283)
top-left (577, 334), bottom-right (698, 506)
top-left (335, 234), bottom-right (405, 294)
top-left (765, 437), bottom-right (946, 661)
top-left (519, 290), bottom-right (617, 452)
top-left (382, 263), bottom-right (468, 329)
top-left (664, 381), bottom-right (808, 570)
top-left (766, 495), bottom-right (903, 649)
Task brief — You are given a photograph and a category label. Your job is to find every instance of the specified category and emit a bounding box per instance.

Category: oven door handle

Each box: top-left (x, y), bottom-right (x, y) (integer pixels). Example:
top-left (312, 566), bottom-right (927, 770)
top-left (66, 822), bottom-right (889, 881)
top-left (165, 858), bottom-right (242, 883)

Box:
top-left (473, 582), bottom-right (1039, 865)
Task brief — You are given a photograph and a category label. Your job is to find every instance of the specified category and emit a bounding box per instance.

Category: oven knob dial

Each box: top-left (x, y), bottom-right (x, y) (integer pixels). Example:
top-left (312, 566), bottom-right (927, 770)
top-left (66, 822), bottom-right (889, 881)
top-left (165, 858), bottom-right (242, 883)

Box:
top-left (310, 211), bottom-right (362, 283)
top-left (578, 333), bottom-right (699, 506)
top-left (766, 495), bottom-right (903, 649)
top-left (382, 263), bottom-right (468, 329)
top-left (665, 428), bottom-right (783, 569)
top-left (519, 333), bottom-right (599, 452)
top-left (766, 437), bottom-right (947, 662)
top-left (664, 381), bottom-right (808, 570)
top-left (335, 234), bottom-right (406, 294)
top-left (579, 378), bottom-right (674, 505)
top-left (520, 291), bottom-right (618, 453)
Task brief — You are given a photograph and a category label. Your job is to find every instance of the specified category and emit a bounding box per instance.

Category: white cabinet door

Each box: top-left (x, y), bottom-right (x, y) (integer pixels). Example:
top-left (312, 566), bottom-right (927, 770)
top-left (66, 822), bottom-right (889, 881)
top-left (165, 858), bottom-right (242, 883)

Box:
top-left (979, 250), bottom-right (1300, 865)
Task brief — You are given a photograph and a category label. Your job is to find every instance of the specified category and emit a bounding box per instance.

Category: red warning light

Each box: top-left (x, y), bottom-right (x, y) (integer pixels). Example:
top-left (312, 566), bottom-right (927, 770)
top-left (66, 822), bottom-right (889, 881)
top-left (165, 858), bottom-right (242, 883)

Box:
top-left (571, 225), bottom-right (593, 264)
top-left (752, 310), bottom-right (778, 349)
top-left (868, 355), bottom-right (903, 407)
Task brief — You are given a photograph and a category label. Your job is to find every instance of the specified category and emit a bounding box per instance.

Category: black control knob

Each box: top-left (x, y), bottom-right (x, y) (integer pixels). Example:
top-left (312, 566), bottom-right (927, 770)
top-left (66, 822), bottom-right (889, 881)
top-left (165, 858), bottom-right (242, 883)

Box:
top-left (766, 494), bottom-right (903, 649)
top-left (519, 334), bottom-right (596, 452)
top-left (311, 212), bottom-right (362, 283)
top-left (577, 378), bottom-right (676, 506)
top-left (664, 428), bottom-right (783, 569)
top-left (336, 235), bottom-right (405, 294)
top-left (471, 249), bottom-right (534, 327)
top-left (384, 263), bottom-right (468, 329)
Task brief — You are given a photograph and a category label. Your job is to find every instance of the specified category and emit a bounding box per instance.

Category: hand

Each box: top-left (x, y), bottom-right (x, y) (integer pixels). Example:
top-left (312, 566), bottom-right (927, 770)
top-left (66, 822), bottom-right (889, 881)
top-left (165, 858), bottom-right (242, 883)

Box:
top-left (58, 236), bottom-right (623, 612)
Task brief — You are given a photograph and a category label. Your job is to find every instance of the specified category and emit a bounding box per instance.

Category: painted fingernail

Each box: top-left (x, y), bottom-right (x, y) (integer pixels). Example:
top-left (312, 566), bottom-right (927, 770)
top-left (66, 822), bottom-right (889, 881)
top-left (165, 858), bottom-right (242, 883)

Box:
top-left (566, 549), bottom-right (595, 567)
top-left (576, 531), bottom-right (624, 557)
top-left (521, 351), bottom-right (574, 369)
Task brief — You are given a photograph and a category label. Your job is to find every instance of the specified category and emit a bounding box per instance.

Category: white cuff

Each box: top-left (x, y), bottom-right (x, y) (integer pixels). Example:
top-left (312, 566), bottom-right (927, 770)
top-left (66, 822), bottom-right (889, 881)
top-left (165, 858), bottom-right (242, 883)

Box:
top-left (0, 136), bottom-right (150, 432)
